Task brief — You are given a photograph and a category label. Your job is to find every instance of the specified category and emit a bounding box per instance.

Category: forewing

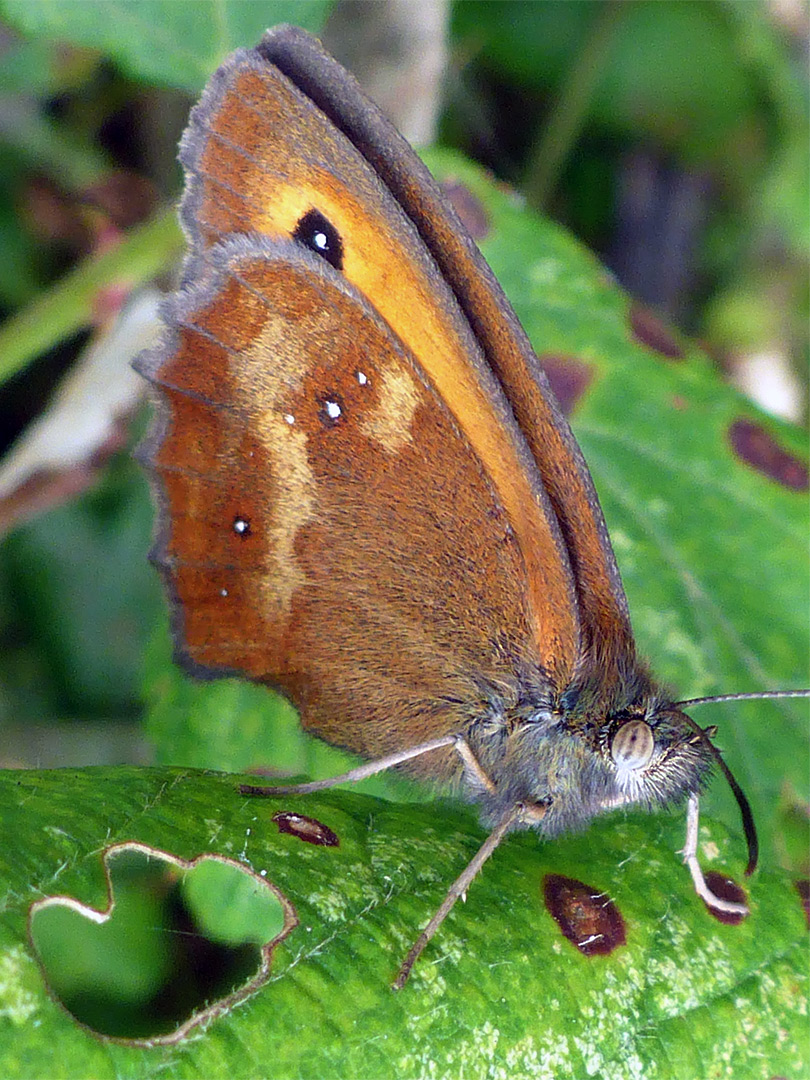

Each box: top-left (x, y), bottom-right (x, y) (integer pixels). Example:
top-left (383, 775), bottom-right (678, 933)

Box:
top-left (173, 34), bottom-right (584, 688)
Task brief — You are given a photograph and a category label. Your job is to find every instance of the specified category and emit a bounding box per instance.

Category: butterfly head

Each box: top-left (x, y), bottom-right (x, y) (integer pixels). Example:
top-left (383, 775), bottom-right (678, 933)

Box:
top-left (471, 683), bottom-right (757, 875)
top-left (599, 702), bottom-right (714, 811)
top-left (474, 686), bottom-right (720, 839)
top-left (602, 698), bottom-right (758, 875)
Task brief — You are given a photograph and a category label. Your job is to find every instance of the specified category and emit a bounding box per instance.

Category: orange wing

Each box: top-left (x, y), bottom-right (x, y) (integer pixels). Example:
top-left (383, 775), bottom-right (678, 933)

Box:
top-left (138, 27), bottom-right (635, 764)
top-left (139, 238), bottom-right (564, 765)
top-left (263, 28), bottom-right (634, 662)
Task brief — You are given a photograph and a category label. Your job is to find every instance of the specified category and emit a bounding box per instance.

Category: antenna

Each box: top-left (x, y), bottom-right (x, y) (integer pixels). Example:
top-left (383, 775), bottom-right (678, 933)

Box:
top-left (677, 688), bottom-right (810, 708)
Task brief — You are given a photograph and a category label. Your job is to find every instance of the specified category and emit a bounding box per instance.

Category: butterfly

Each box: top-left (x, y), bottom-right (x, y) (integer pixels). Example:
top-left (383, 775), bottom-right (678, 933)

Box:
top-left (135, 24), bottom-right (808, 987)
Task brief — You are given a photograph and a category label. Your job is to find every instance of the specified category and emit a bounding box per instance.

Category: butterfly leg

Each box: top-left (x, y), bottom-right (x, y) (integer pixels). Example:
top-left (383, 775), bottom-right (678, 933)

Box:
top-left (451, 734), bottom-right (498, 794)
top-left (240, 732), bottom-right (535, 987)
top-left (392, 799), bottom-right (536, 990)
top-left (239, 731), bottom-right (501, 797)
top-left (238, 732), bottom-right (485, 797)
top-left (681, 793), bottom-right (749, 916)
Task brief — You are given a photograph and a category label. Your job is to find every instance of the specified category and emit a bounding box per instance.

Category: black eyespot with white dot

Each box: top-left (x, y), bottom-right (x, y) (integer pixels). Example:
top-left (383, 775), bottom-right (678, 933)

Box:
top-left (232, 516), bottom-right (252, 539)
top-left (317, 393), bottom-right (345, 428)
top-left (293, 209), bottom-right (344, 271)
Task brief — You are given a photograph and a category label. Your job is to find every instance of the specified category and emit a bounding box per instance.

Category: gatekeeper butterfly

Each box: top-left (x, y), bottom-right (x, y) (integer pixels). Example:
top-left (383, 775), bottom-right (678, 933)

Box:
top-left (136, 25), bottom-right (808, 987)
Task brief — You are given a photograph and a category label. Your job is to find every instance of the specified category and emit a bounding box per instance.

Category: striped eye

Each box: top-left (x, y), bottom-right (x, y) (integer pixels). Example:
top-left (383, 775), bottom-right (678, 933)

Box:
top-left (610, 720), bottom-right (654, 771)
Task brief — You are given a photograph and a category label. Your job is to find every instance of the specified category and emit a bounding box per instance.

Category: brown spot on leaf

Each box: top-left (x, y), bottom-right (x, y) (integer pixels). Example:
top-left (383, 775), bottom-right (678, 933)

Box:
top-left (272, 811), bottom-right (339, 847)
top-left (728, 418), bottom-right (809, 490)
top-left (629, 301), bottom-right (685, 360)
top-left (702, 872), bottom-right (748, 925)
top-left (538, 355), bottom-right (594, 416)
top-left (795, 880), bottom-right (810, 928)
top-left (543, 874), bottom-right (625, 955)
top-left (441, 180), bottom-right (490, 240)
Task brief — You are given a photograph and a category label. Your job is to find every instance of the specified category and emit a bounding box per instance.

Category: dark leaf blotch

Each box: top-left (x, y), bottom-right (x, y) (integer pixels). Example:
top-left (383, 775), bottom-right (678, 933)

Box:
top-left (629, 301), bottom-right (685, 360)
top-left (273, 811), bottom-right (339, 847)
top-left (543, 874), bottom-right (626, 956)
top-left (728, 419), bottom-right (809, 490)
top-left (538, 355), bottom-right (594, 416)
top-left (441, 180), bottom-right (491, 240)
top-left (702, 872), bottom-right (748, 925)
top-left (795, 880), bottom-right (809, 929)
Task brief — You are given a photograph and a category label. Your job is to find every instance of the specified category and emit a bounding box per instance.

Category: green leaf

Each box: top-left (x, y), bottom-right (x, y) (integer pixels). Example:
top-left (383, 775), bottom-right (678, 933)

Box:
top-left (0, 768), bottom-right (806, 1077)
top-left (0, 17), bottom-right (805, 1074)
top-left (3, 460), bottom-right (163, 715)
top-left (0, 0), bottom-right (334, 92)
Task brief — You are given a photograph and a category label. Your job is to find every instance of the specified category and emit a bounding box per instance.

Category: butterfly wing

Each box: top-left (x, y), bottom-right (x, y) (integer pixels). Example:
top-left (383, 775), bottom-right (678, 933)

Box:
top-left (138, 27), bottom-right (631, 768)
top-left (223, 26), bottom-right (635, 667)
top-left (139, 235), bottom-right (571, 767)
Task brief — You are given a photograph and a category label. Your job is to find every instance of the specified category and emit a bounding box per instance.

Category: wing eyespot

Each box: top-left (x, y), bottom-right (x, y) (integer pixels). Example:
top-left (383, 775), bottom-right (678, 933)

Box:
top-left (293, 209), bottom-right (344, 271)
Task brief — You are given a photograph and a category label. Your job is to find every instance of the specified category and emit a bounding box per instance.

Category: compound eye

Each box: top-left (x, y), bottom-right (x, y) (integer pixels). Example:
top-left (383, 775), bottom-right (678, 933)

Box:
top-left (611, 720), bottom-right (654, 771)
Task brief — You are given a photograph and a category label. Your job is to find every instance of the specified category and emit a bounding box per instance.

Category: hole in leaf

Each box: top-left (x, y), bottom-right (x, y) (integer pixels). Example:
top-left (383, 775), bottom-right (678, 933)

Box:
top-left (29, 842), bottom-right (296, 1043)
